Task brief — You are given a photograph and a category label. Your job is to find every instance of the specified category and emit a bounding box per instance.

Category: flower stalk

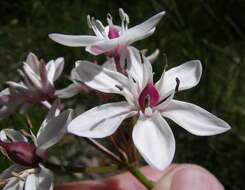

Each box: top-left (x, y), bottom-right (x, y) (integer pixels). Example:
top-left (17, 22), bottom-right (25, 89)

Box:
top-left (128, 165), bottom-right (154, 189)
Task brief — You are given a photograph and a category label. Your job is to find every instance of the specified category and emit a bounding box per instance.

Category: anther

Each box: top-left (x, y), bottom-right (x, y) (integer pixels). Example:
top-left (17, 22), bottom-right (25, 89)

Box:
top-left (115, 85), bottom-right (123, 91)
top-left (144, 95), bottom-right (150, 108)
top-left (140, 52), bottom-right (144, 64)
top-left (175, 77), bottom-right (180, 93)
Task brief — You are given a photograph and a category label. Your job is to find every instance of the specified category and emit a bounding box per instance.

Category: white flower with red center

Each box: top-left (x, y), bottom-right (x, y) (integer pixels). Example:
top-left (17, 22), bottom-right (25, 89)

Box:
top-left (49, 9), bottom-right (165, 56)
top-left (67, 47), bottom-right (231, 170)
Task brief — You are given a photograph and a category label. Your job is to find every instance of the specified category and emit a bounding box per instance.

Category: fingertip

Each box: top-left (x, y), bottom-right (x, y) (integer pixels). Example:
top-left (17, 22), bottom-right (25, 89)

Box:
top-left (153, 164), bottom-right (224, 190)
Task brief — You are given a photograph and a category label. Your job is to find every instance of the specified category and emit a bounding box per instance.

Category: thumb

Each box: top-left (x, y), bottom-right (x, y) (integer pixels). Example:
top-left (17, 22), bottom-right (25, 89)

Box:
top-left (153, 164), bottom-right (224, 190)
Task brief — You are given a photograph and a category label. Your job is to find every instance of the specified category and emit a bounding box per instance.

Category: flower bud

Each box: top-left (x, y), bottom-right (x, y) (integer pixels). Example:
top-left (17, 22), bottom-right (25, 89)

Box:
top-left (0, 140), bottom-right (46, 167)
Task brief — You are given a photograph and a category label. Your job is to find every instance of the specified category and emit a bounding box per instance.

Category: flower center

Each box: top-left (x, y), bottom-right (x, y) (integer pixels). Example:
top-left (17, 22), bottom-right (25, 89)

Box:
top-left (138, 83), bottom-right (160, 111)
top-left (108, 26), bottom-right (120, 39)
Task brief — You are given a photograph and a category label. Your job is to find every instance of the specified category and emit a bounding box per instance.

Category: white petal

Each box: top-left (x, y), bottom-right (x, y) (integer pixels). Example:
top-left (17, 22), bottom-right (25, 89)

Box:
top-left (125, 47), bottom-right (144, 89)
top-left (102, 58), bottom-right (117, 71)
top-left (23, 63), bottom-right (42, 89)
top-left (86, 39), bottom-right (118, 55)
top-left (37, 109), bottom-right (73, 149)
top-left (162, 100), bottom-right (231, 136)
top-left (68, 102), bottom-right (136, 138)
top-left (25, 174), bottom-right (38, 190)
top-left (146, 49), bottom-right (160, 63)
top-left (156, 60), bottom-right (202, 99)
top-left (52, 58), bottom-right (64, 82)
top-left (132, 112), bottom-right (175, 170)
top-left (121, 11), bottom-right (165, 44)
top-left (2, 178), bottom-right (19, 190)
top-left (38, 100), bottom-right (60, 134)
top-left (45, 60), bottom-right (56, 85)
top-left (45, 58), bottom-right (64, 83)
top-left (26, 52), bottom-right (40, 74)
top-left (6, 82), bottom-right (28, 91)
top-left (74, 60), bottom-right (130, 94)
top-left (37, 166), bottom-right (53, 190)
top-left (86, 28), bottom-right (156, 55)
top-left (55, 83), bottom-right (83, 98)
top-left (49, 34), bottom-right (101, 47)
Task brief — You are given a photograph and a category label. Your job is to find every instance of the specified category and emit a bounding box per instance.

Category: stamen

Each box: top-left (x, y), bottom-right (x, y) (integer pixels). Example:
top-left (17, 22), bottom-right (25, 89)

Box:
top-left (87, 15), bottom-right (92, 28)
top-left (119, 8), bottom-right (129, 31)
top-left (119, 8), bottom-right (125, 21)
top-left (157, 94), bottom-right (171, 105)
top-left (11, 172), bottom-right (25, 181)
top-left (144, 95), bottom-right (150, 108)
top-left (94, 20), bottom-right (105, 33)
top-left (124, 58), bottom-right (128, 70)
top-left (107, 13), bottom-right (113, 25)
top-left (132, 77), bottom-right (136, 83)
top-left (175, 77), bottom-right (180, 93)
top-left (115, 85), bottom-right (123, 91)
top-left (140, 52), bottom-right (144, 64)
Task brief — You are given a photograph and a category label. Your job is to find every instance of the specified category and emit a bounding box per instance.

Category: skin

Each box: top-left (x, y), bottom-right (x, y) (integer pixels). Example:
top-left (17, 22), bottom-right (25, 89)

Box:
top-left (55, 164), bottom-right (224, 190)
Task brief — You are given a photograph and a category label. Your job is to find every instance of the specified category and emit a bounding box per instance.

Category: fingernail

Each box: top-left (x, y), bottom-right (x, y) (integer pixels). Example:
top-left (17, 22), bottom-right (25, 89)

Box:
top-left (171, 166), bottom-right (224, 190)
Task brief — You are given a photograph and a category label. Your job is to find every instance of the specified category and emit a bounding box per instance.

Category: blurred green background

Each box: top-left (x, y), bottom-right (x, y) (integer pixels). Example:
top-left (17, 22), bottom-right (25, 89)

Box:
top-left (0, 0), bottom-right (245, 189)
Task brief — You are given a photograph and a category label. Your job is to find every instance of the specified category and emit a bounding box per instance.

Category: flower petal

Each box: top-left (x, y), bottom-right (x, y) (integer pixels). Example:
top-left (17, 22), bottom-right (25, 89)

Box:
top-left (37, 165), bottom-right (53, 190)
top-left (85, 39), bottom-right (118, 55)
top-left (74, 60), bottom-right (130, 94)
top-left (49, 34), bottom-right (101, 47)
top-left (45, 58), bottom-right (64, 84)
top-left (38, 100), bottom-right (60, 132)
top-left (121, 11), bottom-right (165, 44)
top-left (45, 60), bottom-right (56, 85)
top-left (132, 112), bottom-right (175, 170)
top-left (125, 47), bottom-right (153, 90)
top-left (156, 60), bottom-right (202, 99)
top-left (162, 100), bottom-right (231, 136)
top-left (2, 177), bottom-right (20, 190)
top-left (37, 109), bottom-right (73, 149)
top-left (86, 28), bottom-right (156, 55)
top-left (55, 83), bottom-right (90, 98)
top-left (25, 173), bottom-right (38, 190)
top-left (23, 63), bottom-right (42, 89)
top-left (68, 102), bottom-right (136, 138)
top-left (26, 52), bottom-right (40, 74)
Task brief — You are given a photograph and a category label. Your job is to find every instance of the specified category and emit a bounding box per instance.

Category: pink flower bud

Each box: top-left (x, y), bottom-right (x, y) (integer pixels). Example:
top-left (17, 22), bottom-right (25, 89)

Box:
top-left (0, 140), bottom-right (47, 167)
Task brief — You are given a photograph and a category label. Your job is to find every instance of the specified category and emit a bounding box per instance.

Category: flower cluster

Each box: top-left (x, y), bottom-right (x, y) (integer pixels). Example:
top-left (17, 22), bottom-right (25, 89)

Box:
top-left (0, 8), bottom-right (231, 189)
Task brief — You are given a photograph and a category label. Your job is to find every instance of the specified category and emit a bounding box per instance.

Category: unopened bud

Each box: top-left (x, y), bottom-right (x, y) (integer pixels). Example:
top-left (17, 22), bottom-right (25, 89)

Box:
top-left (0, 140), bottom-right (47, 167)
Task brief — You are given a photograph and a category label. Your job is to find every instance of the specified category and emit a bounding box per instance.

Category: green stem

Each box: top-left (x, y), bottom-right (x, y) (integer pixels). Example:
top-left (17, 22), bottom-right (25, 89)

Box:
top-left (128, 165), bottom-right (154, 190)
top-left (43, 161), bottom-right (120, 175)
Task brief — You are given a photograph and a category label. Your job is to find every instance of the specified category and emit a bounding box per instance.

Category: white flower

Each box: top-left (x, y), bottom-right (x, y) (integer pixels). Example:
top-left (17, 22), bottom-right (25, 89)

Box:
top-left (49, 9), bottom-right (165, 56)
top-left (0, 101), bottom-right (73, 190)
top-left (67, 47), bottom-right (231, 170)
top-left (0, 53), bottom-right (64, 119)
